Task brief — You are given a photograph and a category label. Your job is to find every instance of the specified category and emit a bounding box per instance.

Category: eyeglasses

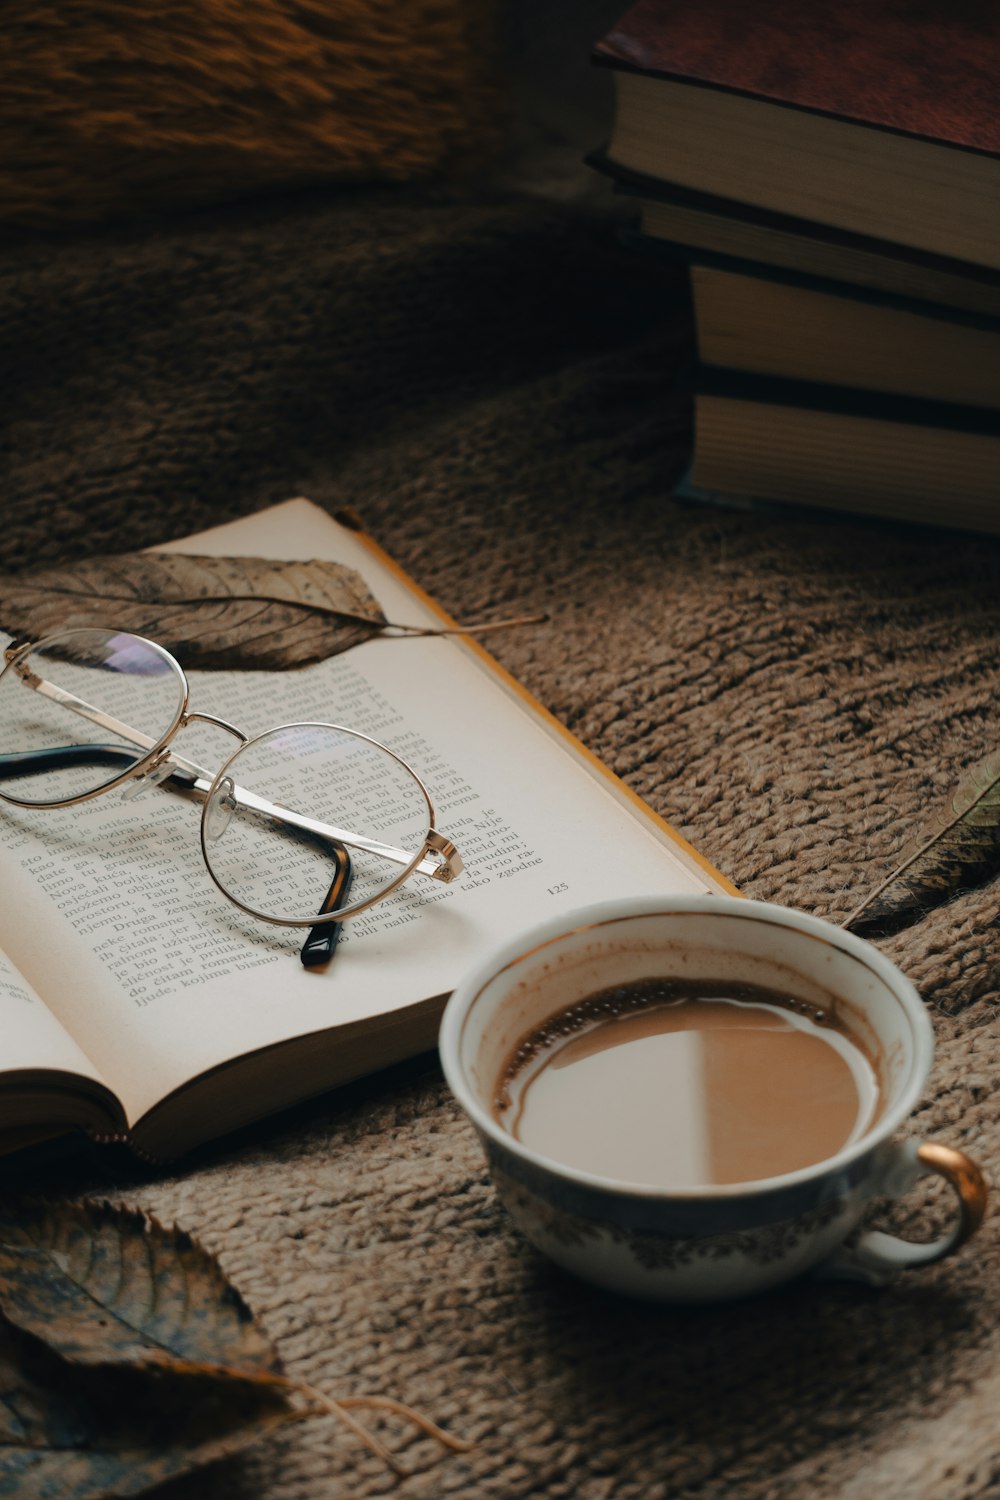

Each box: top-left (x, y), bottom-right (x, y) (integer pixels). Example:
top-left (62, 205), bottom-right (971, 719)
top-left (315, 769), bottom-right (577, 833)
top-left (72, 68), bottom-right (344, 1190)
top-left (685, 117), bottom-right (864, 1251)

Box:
top-left (0, 628), bottom-right (463, 964)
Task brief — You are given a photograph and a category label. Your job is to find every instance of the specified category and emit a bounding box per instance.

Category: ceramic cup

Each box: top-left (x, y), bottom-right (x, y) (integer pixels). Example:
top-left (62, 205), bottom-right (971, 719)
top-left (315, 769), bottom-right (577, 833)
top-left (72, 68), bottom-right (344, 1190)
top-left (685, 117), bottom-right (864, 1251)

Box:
top-left (439, 895), bottom-right (988, 1302)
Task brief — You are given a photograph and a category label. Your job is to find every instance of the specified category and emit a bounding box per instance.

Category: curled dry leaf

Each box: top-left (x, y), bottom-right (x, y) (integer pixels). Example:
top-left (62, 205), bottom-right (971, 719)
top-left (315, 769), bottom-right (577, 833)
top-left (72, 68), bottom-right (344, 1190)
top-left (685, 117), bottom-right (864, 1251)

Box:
top-left (0, 1201), bottom-right (472, 1495)
top-left (0, 1318), bottom-right (302, 1500)
top-left (0, 1200), bottom-right (281, 1380)
top-left (0, 553), bottom-right (388, 670)
top-left (845, 749), bottom-right (1000, 937)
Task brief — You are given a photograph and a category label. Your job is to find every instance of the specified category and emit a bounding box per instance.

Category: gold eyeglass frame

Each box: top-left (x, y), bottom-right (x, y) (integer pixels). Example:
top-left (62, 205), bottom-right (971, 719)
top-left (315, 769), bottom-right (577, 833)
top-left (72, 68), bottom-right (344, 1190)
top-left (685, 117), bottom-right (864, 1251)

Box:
top-left (0, 629), bottom-right (463, 928)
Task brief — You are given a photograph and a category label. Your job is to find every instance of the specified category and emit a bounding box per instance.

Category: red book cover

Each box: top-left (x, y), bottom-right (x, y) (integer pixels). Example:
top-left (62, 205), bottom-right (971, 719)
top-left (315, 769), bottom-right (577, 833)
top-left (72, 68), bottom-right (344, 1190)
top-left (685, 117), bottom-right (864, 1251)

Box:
top-left (594, 0), bottom-right (1000, 156)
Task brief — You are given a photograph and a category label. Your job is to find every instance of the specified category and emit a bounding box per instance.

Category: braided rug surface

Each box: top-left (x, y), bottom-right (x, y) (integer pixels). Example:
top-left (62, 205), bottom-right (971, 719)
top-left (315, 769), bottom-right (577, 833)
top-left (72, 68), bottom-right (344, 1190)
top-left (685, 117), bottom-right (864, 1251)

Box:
top-left (1, 187), bottom-right (998, 1499)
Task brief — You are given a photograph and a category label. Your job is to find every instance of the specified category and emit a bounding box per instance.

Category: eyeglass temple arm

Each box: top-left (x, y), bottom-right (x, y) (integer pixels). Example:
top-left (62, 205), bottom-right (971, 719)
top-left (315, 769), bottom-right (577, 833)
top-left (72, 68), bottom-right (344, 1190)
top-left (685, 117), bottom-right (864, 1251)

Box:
top-left (0, 745), bottom-right (354, 966)
top-left (3, 668), bottom-right (462, 882)
top-left (0, 745), bottom-right (152, 779)
top-left (300, 845), bottom-right (353, 968)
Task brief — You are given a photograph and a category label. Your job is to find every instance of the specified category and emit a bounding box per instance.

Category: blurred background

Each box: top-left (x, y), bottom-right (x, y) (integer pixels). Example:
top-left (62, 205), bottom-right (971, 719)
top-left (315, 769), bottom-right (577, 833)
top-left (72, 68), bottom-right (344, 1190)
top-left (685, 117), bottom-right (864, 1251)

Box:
top-left (0, 0), bottom-right (627, 228)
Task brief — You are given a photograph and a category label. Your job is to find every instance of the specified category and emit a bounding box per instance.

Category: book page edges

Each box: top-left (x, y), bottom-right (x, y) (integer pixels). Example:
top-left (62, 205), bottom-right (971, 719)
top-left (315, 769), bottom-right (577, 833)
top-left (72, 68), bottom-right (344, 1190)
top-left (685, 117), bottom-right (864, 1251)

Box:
top-left (130, 992), bottom-right (443, 1160)
top-left (0, 1071), bottom-right (125, 1142)
top-left (693, 400), bottom-right (1000, 531)
top-left (594, 152), bottom-right (1000, 283)
top-left (606, 76), bottom-right (1000, 272)
top-left (345, 519), bottom-right (737, 898)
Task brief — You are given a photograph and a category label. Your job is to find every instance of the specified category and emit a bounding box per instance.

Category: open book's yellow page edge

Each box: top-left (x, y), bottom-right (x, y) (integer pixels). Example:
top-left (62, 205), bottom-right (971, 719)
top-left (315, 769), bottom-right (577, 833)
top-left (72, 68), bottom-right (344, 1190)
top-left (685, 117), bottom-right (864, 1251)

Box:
top-left (323, 502), bottom-right (737, 898)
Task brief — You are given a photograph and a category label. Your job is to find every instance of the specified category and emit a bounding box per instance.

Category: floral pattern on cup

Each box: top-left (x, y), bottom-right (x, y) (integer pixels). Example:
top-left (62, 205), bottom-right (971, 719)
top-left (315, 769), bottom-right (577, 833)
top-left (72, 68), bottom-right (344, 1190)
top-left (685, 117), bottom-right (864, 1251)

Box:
top-left (494, 1165), bottom-right (849, 1279)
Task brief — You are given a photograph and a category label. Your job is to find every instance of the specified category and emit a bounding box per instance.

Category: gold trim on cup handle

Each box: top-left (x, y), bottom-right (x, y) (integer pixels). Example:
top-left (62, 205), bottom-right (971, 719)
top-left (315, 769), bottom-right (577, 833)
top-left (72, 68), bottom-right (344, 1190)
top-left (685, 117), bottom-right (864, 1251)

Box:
top-left (915, 1141), bottom-right (988, 1253)
top-left (818, 1139), bottom-right (988, 1285)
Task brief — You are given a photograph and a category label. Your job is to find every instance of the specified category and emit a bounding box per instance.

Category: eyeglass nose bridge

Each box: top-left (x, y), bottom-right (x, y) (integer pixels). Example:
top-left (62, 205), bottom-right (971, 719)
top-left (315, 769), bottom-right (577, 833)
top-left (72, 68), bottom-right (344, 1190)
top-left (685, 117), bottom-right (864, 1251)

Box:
top-left (183, 710), bottom-right (248, 743)
top-left (181, 713), bottom-right (247, 844)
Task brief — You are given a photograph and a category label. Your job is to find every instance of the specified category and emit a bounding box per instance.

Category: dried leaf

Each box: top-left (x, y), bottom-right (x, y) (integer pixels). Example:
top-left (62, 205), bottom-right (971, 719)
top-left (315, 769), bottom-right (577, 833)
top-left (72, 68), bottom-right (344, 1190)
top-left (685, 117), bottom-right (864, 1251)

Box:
top-left (0, 1201), bottom-right (472, 1487)
top-left (845, 749), bottom-right (1000, 937)
top-left (0, 1319), bottom-right (301, 1500)
top-left (0, 1201), bottom-right (281, 1381)
top-left (0, 553), bottom-right (388, 669)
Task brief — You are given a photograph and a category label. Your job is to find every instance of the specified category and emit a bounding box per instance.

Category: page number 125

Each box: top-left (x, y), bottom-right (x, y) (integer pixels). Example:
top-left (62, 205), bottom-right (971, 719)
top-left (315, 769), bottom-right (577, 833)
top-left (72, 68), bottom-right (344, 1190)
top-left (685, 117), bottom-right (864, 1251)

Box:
top-left (547, 883), bottom-right (569, 895)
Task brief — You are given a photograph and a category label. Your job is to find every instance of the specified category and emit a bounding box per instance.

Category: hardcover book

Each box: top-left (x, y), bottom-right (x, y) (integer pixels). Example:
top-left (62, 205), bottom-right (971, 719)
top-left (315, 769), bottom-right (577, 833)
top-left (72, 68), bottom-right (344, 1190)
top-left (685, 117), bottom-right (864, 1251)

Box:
top-left (690, 263), bottom-right (1000, 409)
top-left (594, 0), bottom-right (1000, 270)
top-left (691, 371), bottom-right (1000, 533)
top-left (619, 185), bottom-right (1000, 319)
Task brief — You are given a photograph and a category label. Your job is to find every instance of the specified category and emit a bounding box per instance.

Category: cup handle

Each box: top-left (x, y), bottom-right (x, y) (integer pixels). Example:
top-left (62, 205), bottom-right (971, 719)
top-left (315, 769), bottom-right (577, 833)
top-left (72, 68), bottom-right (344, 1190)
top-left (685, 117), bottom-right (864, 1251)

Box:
top-left (816, 1140), bottom-right (988, 1286)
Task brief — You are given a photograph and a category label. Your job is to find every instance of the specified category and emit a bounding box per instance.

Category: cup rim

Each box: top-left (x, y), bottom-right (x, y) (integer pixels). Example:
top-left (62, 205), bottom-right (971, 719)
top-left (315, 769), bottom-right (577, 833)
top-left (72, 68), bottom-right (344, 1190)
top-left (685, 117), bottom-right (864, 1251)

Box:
top-left (438, 895), bottom-right (935, 1203)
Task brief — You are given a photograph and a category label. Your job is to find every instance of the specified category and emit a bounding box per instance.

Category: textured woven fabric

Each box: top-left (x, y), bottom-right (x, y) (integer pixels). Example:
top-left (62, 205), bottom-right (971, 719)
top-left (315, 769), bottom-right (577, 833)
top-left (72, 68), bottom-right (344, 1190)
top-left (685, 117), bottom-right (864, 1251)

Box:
top-left (2, 187), bottom-right (998, 1499)
top-left (0, 1), bottom-right (500, 227)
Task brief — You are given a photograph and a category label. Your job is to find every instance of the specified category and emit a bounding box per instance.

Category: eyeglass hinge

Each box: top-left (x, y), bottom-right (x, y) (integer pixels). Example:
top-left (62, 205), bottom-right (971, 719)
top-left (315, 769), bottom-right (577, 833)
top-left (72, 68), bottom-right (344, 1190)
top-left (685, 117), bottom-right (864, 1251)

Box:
top-left (9, 647), bottom-right (42, 687)
top-left (424, 830), bottom-right (464, 882)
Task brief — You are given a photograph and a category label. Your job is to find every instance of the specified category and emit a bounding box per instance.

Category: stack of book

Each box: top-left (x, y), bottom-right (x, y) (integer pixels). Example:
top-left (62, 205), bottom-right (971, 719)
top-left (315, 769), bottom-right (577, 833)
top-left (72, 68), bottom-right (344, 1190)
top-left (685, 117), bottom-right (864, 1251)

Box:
top-left (590, 0), bottom-right (1000, 534)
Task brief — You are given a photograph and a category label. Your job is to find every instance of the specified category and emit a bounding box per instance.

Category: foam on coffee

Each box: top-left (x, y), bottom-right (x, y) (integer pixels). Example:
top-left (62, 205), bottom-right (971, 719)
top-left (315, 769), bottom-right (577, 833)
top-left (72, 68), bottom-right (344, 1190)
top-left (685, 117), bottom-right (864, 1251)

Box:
top-left (494, 978), bottom-right (882, 1188)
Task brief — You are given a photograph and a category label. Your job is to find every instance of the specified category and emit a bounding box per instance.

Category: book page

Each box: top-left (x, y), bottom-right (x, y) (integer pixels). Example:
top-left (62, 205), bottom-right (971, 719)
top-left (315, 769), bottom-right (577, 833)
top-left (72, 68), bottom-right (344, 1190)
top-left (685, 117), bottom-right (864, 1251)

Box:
top-left (0, 946), bottom-right (112, 1086)
top-left (0, 501), bottom-right (720, 1130)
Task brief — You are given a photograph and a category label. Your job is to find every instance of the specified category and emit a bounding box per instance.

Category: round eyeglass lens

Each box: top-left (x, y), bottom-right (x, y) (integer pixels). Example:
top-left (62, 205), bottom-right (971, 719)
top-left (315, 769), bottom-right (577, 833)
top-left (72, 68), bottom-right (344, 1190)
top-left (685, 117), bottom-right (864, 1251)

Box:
top-left (0, 629), bottom-right (186, 806)
top-left (201, 723), bottom-right (434, 923)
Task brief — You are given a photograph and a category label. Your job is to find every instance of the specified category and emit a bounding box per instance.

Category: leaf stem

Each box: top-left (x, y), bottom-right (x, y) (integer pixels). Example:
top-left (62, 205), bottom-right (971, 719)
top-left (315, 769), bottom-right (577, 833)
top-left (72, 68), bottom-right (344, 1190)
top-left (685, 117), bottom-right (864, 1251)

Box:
top-left (338, 1394), bottom-right (476, 1452)
top-left (295, 1384), bottom-right (404, 1473)
top-left (273, 1376), bottom-right (474, 1475)
top-left (384, 612), bottom-right (548, 638)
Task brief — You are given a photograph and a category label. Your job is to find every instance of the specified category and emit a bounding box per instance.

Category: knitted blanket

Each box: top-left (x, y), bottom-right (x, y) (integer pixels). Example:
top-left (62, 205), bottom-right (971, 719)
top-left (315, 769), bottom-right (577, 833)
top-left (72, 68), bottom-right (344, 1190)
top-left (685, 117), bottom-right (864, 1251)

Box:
top-left (2, 186), bottom-right (998, 1499)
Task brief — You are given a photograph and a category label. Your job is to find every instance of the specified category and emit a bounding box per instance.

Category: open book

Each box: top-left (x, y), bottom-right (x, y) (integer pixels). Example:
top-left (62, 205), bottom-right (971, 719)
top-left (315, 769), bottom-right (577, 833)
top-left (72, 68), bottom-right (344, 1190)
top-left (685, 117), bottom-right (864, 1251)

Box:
top-left (0, 500), bottom-right (735, 1160)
